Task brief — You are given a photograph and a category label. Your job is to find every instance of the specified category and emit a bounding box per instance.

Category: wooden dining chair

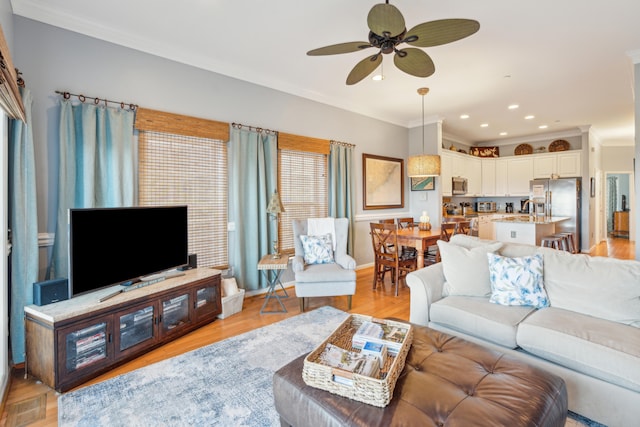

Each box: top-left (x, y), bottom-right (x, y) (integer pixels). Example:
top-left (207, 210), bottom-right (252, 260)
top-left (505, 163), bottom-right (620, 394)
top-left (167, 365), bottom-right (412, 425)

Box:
top-left (370, 222), bottom-right (417, 296)
top-left (396, 217), bottom-right (417, 258)
top-left (376, 219), bottom-right (397, 281)
top-left (455, 220), bottom-right (472, 235)
top-left (428, 222), bottom-right (457, 264)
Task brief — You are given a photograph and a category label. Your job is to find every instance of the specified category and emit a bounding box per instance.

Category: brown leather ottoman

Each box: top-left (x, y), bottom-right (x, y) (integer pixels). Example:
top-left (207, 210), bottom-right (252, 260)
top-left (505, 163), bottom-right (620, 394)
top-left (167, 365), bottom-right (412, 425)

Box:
top-left (273, 325), bottom-right (567, 427)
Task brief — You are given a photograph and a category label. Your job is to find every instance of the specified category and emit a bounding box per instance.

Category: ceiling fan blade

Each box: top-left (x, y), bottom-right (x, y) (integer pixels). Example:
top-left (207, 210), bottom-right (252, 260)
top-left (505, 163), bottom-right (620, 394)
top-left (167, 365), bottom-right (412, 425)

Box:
top-left (367, 3), bottom-right (405, 37)
top-left (307, 42), bottom-right (372, 56)
top-left (346, 54), bottom-right (383, 85)
top-left (393, 48), bottom-right (435, 78)
top-left (405, 19), bottom-right (480, 47)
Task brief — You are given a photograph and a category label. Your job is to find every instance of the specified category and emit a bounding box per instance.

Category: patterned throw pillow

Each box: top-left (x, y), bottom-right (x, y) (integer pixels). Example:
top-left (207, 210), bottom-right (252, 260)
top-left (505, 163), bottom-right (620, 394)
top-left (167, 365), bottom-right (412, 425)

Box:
top-left (487, 253), bottom-right (549, 309)
top-left (300, 234), bottom-right (335, 265)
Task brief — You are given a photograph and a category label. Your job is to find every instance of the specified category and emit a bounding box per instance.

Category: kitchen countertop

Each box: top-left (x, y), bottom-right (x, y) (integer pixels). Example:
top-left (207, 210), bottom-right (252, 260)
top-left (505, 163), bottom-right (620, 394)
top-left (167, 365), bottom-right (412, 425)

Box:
top-left (492, 216), bottom-right (569, 225)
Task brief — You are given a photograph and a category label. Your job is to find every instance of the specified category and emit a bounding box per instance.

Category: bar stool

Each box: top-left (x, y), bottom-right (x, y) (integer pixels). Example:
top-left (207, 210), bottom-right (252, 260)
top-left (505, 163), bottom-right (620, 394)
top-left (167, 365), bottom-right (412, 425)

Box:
top-left (555, 232), bottom-right (576, 253)
top-left (541, 235), bottom-right (563, 250)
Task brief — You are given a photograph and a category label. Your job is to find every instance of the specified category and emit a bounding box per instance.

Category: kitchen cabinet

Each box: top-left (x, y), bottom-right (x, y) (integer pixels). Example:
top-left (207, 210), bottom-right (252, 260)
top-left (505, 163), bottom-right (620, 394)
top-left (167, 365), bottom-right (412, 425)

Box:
top-left (533, 154), bottom-right (556, 179)
top-left (495, 159), bottom-right (508, 196)
top-left (481, 159), bottom-right (496, 196)
top-left (506, 157), bottom-right (533, 196)
top-left (556, 151), bottom-right (582, 177)
top-left (466, 156), bottom-right (482, 196)
top-left (533, 151), bottom-right (582, 178)
top-left (440, 150), bottom-right (580, 197)
top-left (441, 152), bottom-right (453, 196)
top-left (441, 150), bottom-right (481, 196)
top-left (25, 268), bottom-right (221, 392)
top-left (478, 214), bottom-right (496, 240)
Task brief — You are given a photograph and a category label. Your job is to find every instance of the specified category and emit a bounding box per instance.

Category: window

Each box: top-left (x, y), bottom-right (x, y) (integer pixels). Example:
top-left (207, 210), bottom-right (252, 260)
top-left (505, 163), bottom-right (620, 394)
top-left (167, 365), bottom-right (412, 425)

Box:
top-left (278, 149), bottom-right (328, 252)
top-left (138, 131), bottom-right (228, 268)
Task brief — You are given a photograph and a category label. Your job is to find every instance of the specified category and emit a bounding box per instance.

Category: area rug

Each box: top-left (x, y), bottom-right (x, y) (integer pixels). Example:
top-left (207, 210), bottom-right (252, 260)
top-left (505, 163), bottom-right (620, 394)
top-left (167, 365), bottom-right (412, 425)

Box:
top-left (58, 306), bottom-right (604, 426)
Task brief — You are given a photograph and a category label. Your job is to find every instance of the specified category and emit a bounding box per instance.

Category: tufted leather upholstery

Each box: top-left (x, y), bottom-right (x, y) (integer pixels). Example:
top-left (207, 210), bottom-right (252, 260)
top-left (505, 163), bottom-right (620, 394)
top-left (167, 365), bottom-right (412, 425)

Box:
top-left (273, 325), bottom-right (568, 427)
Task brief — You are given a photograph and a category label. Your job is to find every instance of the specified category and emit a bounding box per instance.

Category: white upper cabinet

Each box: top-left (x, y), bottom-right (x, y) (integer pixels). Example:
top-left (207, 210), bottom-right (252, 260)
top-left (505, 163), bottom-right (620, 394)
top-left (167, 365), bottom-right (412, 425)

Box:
top-left (466, 156), bottom-right (482, 196)
top-left (556, 151), bottom-right (582, 177)
top-left (441, 152), bottom-right (453, 196)
top-left (533, 154), bottom-right (556, 178)
top-left (506, 156), bottom-right (533, 195)
top-left (439, 149), bottom-right (581, 197)
top-left (482, 158), bottom-right (496, 196)
top-left (533, 151), bottom-right (582, 178)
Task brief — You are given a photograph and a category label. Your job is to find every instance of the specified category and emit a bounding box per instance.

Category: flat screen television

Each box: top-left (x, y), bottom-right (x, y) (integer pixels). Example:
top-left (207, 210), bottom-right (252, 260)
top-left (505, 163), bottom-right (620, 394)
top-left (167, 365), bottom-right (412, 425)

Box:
top-left (68, 205), bottom-right (188, 297)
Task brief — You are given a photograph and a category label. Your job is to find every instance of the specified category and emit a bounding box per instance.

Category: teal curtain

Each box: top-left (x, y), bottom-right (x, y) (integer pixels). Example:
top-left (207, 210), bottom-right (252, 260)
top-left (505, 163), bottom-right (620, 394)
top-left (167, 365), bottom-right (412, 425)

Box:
top-left (328, 142), bottom-right (355, 254)
top-left (8, 87), bottom-right (38, 363)
top-left (49, 100), bottom-right (136, 280)
top-left (607, 176), bottom-right (618, 233)
top-left (229, 127), bottom-right (277, 291)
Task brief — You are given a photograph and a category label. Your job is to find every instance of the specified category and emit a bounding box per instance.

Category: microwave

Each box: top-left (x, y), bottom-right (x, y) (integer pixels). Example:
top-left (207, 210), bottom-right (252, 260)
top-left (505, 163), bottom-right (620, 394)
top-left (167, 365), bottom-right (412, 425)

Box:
top-left (452, 177), bottom-right (468, 195)
top-left (476, 201), bottom-right (497, 212)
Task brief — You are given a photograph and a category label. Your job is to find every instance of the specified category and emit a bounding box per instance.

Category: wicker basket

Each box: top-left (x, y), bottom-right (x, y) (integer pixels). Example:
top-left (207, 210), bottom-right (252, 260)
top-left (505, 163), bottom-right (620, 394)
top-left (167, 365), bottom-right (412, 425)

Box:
top-left (302, 314), bottom-right (413, 407)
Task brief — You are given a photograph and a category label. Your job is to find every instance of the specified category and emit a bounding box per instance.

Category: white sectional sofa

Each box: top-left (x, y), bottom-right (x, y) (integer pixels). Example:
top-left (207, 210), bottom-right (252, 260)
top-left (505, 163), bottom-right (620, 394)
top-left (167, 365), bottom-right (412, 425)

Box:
top-left (406, 235), bottom-right (640, 427)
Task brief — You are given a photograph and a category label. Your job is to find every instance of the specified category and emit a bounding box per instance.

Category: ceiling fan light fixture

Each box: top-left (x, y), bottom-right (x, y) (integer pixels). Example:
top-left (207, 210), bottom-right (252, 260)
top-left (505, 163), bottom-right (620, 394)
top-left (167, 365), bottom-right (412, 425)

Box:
top-left (307, 2), bottom-right (480, 85)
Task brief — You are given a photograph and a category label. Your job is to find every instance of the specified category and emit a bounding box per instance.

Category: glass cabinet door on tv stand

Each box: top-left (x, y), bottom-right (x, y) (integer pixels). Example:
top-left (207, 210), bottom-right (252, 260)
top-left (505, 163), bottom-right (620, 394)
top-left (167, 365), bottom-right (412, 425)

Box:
top-left (160, 292), bottom-right (192, 338)
top-left (57, 316), bottom-right (115, 387)
top-left (194, 283), bottom-right (221, 322)
top-left (115, 301), bottom-right (158, 358)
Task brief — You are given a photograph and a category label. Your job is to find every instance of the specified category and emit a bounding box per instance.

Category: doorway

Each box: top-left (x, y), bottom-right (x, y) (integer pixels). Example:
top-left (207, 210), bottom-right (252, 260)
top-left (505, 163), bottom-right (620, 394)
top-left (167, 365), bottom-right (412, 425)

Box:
top-left (605, 172), bottom-right (633, 239)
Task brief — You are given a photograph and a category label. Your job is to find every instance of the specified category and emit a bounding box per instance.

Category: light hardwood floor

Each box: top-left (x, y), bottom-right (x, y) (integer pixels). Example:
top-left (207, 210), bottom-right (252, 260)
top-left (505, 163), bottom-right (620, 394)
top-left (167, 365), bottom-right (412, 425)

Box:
top-left (1, 237), bottom-right (634, 426)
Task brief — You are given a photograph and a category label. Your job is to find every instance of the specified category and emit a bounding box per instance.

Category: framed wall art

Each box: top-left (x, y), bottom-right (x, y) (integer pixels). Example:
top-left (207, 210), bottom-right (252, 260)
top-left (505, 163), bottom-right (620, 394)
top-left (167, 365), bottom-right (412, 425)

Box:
top-left (410, 176), bottom-right (435, 191)
top-left (362, 153), bottom-right (404, 210)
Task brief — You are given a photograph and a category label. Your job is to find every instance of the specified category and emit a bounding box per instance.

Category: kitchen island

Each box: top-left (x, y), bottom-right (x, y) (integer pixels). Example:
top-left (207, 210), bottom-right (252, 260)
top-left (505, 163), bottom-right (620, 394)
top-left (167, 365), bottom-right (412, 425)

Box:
top-left (493, 216), bottom-right (569, 246)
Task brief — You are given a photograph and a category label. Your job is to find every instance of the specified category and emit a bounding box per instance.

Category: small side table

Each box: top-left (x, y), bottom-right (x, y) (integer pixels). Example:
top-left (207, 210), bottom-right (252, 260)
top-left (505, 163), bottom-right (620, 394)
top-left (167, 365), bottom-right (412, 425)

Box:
top-left (257, 254), bottom-right (290, 314)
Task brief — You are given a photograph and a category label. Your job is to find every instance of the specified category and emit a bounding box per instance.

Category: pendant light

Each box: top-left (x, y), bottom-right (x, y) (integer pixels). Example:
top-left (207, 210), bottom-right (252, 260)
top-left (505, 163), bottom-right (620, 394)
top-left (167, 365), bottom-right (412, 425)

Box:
top-left (407, 87), bottom-right (441, 177)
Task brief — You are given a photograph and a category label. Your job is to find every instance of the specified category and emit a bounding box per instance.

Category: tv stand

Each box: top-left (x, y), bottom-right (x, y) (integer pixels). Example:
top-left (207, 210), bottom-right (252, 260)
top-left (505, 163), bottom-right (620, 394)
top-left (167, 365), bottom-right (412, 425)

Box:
top-left (25, 268), bottom-right (221, 392)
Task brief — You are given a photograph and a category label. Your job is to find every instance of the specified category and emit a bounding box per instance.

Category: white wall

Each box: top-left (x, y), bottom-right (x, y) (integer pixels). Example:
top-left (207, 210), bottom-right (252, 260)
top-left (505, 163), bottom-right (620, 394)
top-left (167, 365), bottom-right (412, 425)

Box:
top-left (13, 16), bottom-right (411, 269)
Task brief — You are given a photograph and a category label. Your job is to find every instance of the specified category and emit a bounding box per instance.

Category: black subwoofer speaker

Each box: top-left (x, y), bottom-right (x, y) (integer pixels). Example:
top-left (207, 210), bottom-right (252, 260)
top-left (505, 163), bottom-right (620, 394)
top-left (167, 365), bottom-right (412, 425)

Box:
top-left (33, 278), bottom-right (69, 306)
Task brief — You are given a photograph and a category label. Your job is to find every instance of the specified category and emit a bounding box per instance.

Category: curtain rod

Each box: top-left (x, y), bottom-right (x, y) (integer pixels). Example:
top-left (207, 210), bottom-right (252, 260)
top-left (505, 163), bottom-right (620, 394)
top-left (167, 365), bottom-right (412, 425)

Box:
top-left (55, 90), bottom-right (138, 110)
top-left (330, 140), bottom-right (355, 148)
top-left (231, 122), bottom-right (277, 135)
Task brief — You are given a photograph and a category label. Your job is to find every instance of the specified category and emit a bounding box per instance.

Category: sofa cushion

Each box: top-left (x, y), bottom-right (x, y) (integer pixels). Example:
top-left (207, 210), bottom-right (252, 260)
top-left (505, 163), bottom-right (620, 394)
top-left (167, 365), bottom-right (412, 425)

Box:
top-left (295, 262), bottom-right (355, 283)
top-left (300, 234), bottom-right (334, 265)
top-left (487, 253), bottom-right (549, 309)
top-left (449, 234), bottom-right (498, 249)
top-left (540, 250), bottom-right (640, 327)
top-left (438, 240), bottom-right (502, 297)
top-left (430, 296), bottom-right (536, 349)
top-left (517, 307), bottom-right (640, 392)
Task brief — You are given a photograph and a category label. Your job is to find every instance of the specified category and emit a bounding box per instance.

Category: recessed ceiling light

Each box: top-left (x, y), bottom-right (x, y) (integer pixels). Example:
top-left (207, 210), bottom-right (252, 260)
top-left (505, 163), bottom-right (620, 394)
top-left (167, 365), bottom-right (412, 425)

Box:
top-left (480, 123), bottom-right (489, 128)
top-left (372, 74), bottom-right (384, 81)
top-left (525, 115), bottom-right (535, 120)
top-left (508, 104), bottom-right (519, 110)
top-left (460, 114), bottom-right (469, 119)
top-left (499, 132), bottom-right (508, 136)
top-left (538, 125), bottom-right (548, 129)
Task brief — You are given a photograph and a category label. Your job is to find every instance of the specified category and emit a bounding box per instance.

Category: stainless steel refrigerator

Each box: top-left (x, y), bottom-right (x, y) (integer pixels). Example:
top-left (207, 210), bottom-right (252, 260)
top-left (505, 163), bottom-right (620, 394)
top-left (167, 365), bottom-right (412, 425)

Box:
top-left (529, 178), bottom-right (581, 250)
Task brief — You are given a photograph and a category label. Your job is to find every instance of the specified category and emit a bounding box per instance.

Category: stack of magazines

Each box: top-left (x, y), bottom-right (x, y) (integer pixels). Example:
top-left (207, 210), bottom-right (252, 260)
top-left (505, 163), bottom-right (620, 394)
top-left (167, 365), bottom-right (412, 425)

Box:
top-left (351, 321), bottom-right (408, 356)
top-left (319, 343), bottom-right (380, 379)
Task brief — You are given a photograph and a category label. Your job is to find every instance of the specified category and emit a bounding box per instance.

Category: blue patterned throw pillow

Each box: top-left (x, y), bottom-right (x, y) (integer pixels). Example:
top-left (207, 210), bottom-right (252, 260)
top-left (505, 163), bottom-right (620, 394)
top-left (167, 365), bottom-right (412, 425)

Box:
top-left (300, 234), bottom-right (335, 265)
top-left (487, 253), bottom-right (549, 309)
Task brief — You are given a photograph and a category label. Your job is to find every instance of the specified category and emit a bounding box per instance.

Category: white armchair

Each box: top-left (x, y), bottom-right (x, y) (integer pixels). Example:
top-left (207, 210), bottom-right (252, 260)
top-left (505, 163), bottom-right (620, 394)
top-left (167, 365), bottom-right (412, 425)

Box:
top-left (292, 218), bottom-right (356, 312)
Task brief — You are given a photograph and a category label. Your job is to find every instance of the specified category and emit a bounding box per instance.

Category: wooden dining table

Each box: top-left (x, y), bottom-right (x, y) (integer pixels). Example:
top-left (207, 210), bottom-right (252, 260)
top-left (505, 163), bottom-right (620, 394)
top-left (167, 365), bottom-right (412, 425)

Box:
top-left (396, 226), bottom-right (441, 268)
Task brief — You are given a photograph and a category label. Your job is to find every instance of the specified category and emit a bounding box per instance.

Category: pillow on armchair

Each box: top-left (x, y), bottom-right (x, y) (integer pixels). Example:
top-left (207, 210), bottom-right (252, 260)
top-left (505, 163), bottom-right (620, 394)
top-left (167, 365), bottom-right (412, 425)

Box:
top-left (300, 234), bottom-right (335, 265)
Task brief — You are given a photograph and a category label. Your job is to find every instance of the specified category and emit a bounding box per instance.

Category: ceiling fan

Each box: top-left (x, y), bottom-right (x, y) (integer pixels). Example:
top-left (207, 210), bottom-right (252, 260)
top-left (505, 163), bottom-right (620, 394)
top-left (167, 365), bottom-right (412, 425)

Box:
top-left (307, 1), bottom-right (480, 85)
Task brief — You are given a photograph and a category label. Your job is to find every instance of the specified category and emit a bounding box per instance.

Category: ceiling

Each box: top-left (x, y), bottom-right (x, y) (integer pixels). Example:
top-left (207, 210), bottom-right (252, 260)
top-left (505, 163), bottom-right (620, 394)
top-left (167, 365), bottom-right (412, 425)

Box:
top-left (11, 0), bottom-right (640, 146)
